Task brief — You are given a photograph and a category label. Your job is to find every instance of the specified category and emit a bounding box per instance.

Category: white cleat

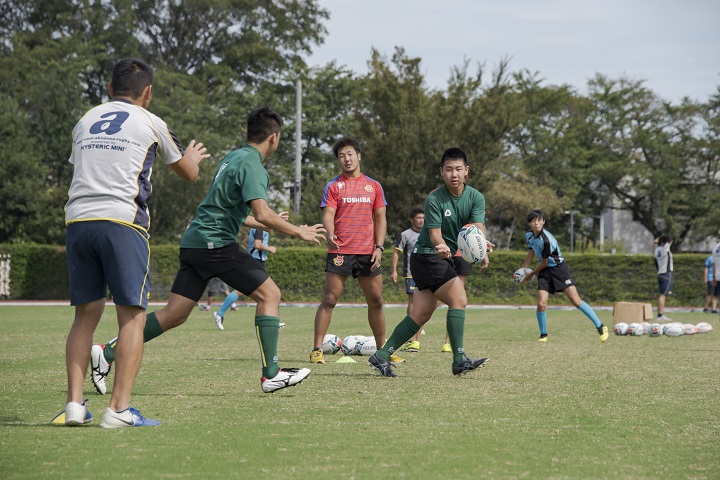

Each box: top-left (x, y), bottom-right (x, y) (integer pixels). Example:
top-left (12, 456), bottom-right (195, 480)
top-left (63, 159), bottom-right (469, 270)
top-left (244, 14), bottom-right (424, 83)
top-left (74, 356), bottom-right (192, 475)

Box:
top-left (64, 401), bottom-right (93, 426)
top-left (261, 368), bottom-right (311, 393)
top-left (90, 344), bottom-right (111, 395)
top-left (213, 311), bottom-right (225, 331)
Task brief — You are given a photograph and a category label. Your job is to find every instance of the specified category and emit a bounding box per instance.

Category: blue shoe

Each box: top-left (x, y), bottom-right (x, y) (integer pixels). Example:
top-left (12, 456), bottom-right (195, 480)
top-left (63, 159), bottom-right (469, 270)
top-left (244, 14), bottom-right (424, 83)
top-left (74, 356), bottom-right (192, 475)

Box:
top-left (100, 407), bottom-right (161, 428)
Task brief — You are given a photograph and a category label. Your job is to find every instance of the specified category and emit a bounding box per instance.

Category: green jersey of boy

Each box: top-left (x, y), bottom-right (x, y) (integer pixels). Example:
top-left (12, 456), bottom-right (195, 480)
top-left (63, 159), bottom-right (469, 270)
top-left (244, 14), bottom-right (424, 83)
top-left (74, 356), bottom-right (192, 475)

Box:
top-left (414, 185), bottom-right (485, 255)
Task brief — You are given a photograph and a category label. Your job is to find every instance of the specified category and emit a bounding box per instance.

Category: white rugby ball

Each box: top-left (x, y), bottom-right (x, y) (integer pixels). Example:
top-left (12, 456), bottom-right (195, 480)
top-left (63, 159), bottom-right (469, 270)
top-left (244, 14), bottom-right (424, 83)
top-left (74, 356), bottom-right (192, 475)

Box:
top-left (341, 335), bottom-right (363, 355)
top-left (457, 224), bottom-right (487, 264)
top-left (640, 322), bottom-right (652, 335)
top-left (613, 323), bottom-right (629, 336)
top-left (664, 324), bottom-right (684, 337)
top-left (356, 336), bottom-right (378, 356)
top-left (696, 322), bottom-right (713, 333)
top-left (683, 324), bottom-right (698, 335)
top-left (322, 334), bottom-right (342, 355)
top-left (627, 323), bottom-right (643, 336)
top-left (648, 323), bottom-right (663, 337)
top-left (512, 267), bottom-right (534, 283)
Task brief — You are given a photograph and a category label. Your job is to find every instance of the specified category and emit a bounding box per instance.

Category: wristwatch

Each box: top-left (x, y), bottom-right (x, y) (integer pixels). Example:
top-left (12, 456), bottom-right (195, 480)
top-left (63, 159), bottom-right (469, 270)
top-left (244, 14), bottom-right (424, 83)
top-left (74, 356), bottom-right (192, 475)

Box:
top-left (375, 245), bottom-right (385, 252)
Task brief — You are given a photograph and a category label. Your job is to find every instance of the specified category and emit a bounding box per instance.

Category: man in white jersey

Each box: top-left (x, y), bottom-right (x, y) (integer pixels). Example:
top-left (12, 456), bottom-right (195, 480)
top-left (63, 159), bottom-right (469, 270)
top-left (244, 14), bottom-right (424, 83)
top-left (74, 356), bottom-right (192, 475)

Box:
top-left (62, 58), bottom-right (209, 428)
top-left (654, 234), bottom-right (674, 321)
top-left (712, 241), bottom-right (720, 315)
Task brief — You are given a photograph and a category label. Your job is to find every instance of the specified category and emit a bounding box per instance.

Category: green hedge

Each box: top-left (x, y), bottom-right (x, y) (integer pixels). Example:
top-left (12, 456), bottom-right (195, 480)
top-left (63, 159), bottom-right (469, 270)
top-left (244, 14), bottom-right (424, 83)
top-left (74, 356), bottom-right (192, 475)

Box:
top-left (0, 244), bottom-right (709, 306)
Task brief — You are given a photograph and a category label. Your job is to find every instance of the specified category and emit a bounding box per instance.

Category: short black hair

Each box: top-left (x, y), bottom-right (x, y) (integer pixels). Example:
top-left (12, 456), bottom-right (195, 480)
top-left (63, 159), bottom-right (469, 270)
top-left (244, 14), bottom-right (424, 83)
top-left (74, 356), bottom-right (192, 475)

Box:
top-left (247, 107), bottom-right (283, 143)
top-left (332, 137), bottom-right (361, 158)
top-left (409, 207), bottom-right (424, 218)
top-left (658, 234), bottom-right (672, 246)
top-left (111, 58), bottom-right (153, 99)
top-left (527, 210), bottom-right (545, 223)
top-left (440, 147), bottom-right (467, 167)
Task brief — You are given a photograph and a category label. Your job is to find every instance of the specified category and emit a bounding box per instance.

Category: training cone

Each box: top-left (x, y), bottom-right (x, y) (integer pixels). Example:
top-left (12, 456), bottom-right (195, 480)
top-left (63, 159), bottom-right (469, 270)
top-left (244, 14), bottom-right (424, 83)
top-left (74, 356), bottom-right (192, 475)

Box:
top-left (335, 356), bottom-right (356, 363)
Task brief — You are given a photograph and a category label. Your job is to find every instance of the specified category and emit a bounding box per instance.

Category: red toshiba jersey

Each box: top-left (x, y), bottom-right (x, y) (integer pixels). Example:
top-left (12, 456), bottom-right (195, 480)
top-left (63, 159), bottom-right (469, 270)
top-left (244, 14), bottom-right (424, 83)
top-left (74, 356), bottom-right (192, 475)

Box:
top-left (320, 173), bottom-right (387, 254)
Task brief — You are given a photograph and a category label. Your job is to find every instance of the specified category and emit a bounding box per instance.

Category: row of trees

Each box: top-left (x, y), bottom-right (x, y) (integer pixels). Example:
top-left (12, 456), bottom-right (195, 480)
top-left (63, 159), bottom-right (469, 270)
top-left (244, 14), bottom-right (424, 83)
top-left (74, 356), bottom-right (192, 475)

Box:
top-left (2, 1), bottom-right (719, 251)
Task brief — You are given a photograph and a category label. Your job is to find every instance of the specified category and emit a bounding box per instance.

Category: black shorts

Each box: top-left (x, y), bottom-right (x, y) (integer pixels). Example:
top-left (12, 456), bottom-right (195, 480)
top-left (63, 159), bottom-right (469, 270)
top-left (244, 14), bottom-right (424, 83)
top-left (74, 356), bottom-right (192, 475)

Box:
top-left (452, 256), bottom-right (473, 276)
top-left (410, 253), bottom-right (457, 293)
top-left (537, 262), bottom-right (576, 295)
top-left (658, 273), bottom-right (673, 296)
top-left (171, 243), bottom-right (269, 301)
top-left (324, 253), bottom-right (381, 278)
top-left (706, 281), bottom-right (720, 296)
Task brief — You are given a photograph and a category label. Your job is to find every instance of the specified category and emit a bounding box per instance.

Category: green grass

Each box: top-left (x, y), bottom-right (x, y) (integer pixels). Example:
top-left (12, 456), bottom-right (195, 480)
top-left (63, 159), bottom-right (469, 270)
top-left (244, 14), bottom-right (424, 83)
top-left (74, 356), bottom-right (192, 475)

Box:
top-left (1, 306), bottom-right (719, 479)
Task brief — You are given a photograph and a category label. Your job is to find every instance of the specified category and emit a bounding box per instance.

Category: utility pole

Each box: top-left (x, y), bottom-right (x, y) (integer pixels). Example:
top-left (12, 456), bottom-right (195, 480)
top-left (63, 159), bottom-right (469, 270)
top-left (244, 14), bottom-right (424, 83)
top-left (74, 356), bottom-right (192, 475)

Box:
top-left (294, 79), bottom-right (302, 217)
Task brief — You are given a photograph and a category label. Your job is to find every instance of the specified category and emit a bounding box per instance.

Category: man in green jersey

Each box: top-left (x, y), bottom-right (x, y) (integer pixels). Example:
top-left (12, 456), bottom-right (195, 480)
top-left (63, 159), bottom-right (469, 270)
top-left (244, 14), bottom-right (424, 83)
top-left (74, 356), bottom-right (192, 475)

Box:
top-left (90, 107), bottom-right (326, 394)
top-left (369, 148), bottom-right (494, 377)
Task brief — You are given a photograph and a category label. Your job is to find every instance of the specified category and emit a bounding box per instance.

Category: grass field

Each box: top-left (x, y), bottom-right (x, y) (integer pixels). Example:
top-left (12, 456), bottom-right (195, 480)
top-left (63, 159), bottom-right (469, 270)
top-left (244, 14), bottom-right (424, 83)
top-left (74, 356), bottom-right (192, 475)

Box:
top-left (1, 305), bottom-right (718, 479)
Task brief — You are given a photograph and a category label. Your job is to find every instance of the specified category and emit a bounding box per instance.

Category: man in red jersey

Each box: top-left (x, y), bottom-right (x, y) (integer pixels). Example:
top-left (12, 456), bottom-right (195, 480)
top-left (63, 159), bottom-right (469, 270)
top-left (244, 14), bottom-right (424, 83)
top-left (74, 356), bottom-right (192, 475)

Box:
top-left (310, 137), bottom-right (401, 363)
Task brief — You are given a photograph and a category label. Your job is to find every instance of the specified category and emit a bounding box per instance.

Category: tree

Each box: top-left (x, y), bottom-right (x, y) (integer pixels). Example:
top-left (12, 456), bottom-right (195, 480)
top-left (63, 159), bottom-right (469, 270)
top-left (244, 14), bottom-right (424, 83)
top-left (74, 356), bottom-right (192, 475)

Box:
top-left (586, 75), bottom-right (720, 250)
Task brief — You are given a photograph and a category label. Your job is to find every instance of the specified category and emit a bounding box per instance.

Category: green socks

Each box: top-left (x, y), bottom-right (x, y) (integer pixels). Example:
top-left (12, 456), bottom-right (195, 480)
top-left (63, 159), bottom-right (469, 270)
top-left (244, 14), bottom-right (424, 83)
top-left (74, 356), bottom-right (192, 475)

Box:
top-left (376, 316), bottom-right (420, 361)
top-left (446, 308), bottom-right (466, 365)
top-left (255, 315), bottom-right (280, 379)
top-left (103, 311), bottom-right (164, 364)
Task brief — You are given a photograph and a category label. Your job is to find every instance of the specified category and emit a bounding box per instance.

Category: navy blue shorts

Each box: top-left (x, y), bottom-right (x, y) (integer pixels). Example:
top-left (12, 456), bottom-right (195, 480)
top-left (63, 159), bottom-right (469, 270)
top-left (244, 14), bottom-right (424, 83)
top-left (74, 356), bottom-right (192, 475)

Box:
top-left (537, 262), bottom-right (576, 295)
top-left (171, 243), bottom-right (269, 301)
top-left (706, 281), bottom-right (720, 296)
top-left (324, 253), bottom-right (381, 278)
top-left (658, 273), bottom-right (673, 296)
top-left (66, 221), bottom-right (150, 307)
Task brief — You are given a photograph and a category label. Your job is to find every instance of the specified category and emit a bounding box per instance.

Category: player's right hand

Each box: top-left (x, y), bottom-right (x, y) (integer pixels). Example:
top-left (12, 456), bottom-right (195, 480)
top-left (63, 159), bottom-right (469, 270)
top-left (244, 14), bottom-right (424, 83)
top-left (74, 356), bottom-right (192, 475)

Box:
top-left (390, 271), bottom-right (398, 284)
top-left (299, 224), bottom-right (326, 246)
top-left (185, 140), bottom-right (210, 164)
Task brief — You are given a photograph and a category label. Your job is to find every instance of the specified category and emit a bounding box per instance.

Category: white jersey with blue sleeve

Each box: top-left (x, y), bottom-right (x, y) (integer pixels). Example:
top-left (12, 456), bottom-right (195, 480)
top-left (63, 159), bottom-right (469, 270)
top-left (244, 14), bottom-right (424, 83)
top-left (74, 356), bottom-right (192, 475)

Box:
top-left (654, 243), bottom-right (673, 275)
top-left (65, 99), bottom-right (184, 230)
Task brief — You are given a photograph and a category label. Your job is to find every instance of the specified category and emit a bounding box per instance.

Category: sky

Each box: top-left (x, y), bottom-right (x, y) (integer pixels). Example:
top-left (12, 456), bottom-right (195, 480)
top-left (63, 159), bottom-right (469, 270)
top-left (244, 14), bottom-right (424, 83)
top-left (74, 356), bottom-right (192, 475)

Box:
top-left (306, 0), bottom-right (720, 104)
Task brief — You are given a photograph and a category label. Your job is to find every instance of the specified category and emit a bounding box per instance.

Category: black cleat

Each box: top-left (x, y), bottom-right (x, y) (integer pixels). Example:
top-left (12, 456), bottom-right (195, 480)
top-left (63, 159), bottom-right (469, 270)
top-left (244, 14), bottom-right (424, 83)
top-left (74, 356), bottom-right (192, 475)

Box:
top-left (452, 354), bottom-right (489, 376)
top-left (369, 353), bottom-right (397, 378)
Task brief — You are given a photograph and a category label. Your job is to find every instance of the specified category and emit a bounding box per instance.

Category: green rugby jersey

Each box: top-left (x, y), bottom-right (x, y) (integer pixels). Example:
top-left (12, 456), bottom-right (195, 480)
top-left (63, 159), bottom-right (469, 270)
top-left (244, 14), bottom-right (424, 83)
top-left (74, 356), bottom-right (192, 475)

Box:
top-left (181, 145), bottom-right (268, 249)
top-left (414, 185), bottom-right (485, 255)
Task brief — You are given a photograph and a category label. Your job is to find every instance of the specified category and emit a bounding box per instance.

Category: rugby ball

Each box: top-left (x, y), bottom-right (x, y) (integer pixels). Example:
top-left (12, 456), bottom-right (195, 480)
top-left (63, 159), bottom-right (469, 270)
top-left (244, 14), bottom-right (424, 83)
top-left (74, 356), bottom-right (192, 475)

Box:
top-left (356, 336), bottom-right (378, 356)
top-left (341, 335), bottom-right (363, 355)
top-left (613, 323), bottom-right (629, 336)
top-left (322, 334), bottom-right (342, 355)
top-left (696, 322), bottom-right (713, 333)
top-left (512, 267), bottom-right (534, 283)
top-left (664, 324), bottom-right (684, 337)
top-left (640, 322), bottom-right (652, 335)
top-left (649, 323), bottom-right (663, 337)
top-left (627, 323), bottom-right (643, 336)
top-left (683, 324), bottom-right (698, 335)
top-left (457, 224), bottom-right (487, 264)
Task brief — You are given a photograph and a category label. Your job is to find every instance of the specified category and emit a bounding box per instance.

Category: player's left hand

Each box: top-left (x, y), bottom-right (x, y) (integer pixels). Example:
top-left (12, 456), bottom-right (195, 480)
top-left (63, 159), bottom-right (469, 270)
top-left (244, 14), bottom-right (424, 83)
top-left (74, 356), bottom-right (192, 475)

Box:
top-left (277, 211), bottom-right (290, 221)
top-left (370, 248), bottom-right (382, 271)
top-left (435, 243), bottom-right (451, 259)
top-left (486, 240), bottom-right (495, 252)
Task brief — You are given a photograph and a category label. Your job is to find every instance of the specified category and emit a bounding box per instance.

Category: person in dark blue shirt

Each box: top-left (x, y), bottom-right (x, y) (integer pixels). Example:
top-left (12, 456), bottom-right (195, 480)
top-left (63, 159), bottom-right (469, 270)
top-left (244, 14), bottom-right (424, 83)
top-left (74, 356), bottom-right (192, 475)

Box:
top-left (518, 210), bottom-right (609, 343)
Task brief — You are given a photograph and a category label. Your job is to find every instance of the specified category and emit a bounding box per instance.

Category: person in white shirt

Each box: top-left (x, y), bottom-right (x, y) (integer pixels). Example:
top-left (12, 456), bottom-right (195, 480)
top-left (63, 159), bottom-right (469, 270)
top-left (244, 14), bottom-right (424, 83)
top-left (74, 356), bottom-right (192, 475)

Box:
top-left (654, 234), bottom-right (674, 321)
top-left (63, 57), bottom-right (209, 428)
